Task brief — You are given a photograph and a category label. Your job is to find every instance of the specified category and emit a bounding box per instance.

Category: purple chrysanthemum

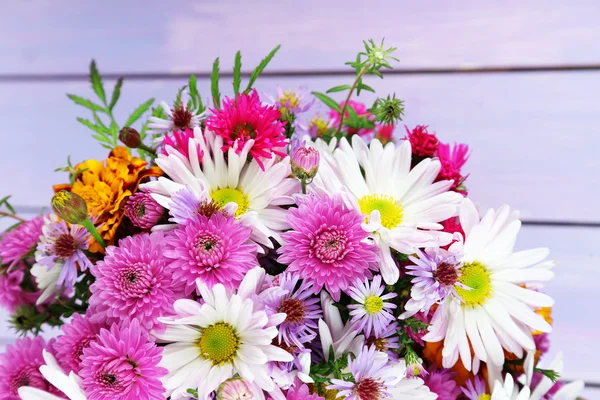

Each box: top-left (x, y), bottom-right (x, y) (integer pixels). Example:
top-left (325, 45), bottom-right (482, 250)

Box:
top-left (0, 263), bottom-right (38, 312)
top-left (461, 376), bottom-right (488, 400)
top-left (124, 191), bottom-right (163, 229)
top-left (53, 313), bottom-right (106, 374)
top-left (168, 185), bottom-right (225, 225)
top-left (286, 378), bottom-right (325, 400)
top-left (35, 214), bottom-right (92, 288)
top-left (0, 336), bottom-right (62, 400)
top-left (365, 322), bottom-right (400, 361)
top-left (328, 345), bottom-right (395, 400)
top-left (0, 215), bottom-right (44, 268)
top-left (89, 231), bottom-right (182, 331)
top-left (278, 193), bottom-right (378, 301)
top-left (348, 275), bottom-right (397, 338)
top-left (165, 212), bottom-right (257, 295)
top-left (79, 319), bottom-right (167, 400)
top-left (262, 272), bottom-right (322, 349)
top-left (534, 332), bottom-right (551, 357)
top-left (400, 246), bottom-right (464, 319)
top-left (422, 365), bottom-right (461, 400)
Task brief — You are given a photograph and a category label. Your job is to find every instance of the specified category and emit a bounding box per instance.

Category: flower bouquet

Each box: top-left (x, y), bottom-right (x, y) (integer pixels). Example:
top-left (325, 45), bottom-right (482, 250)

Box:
top-left (0, 40), bottom-right (585, 400)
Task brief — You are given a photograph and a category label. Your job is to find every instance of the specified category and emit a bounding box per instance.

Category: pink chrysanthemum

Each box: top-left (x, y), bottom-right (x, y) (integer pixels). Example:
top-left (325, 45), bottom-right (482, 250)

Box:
top-left (89, 231), bottom-right (181, 331)
top-left (0, 336), bottom-right (62, 400)
top-left (422, 366), bottom-right (461, 400)
top-left (374, 123), bottom-right (395, 144)
top-left (328, 100), bottom-right (374, 137)
top-left (278, 193), bottom-right (378, 301)
top-left (161, 127), bottom-right (204, 161)
top-left (286, 378), bottom-right (325, 400)
top-left (53, 313), bottom-right (106, 374)
top-left (165, 212), bottom-right (257, 295)
top-left (404, 125), bottom-right (439, 158)
top-left (206, 90), bottom-right (287, 170)
top-left (124, 191), bottom-right (164, 229)
top-left (79, 319), bottom-right (167, 400)
top-left (0, 215), bottom-right (44, 268)
top-left (0, 263), bottom-right (37, 312)
top-left (435, 142), bottom-right (470, 194)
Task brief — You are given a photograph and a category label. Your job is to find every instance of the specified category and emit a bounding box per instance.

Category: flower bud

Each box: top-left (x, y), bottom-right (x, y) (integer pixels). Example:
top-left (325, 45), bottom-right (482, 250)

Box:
top-left (216, 378), bottom-right (254, 400)
top-left (51, 190), bottom-right (88, 224)
top-left (124, 192), bottom-right (163, 229)
top-left (119, 127), bottom-right (141, 148)
top-left (405, 347), bottom-right (428, 379)
top-left (291, 146), bottom-right (320, 181)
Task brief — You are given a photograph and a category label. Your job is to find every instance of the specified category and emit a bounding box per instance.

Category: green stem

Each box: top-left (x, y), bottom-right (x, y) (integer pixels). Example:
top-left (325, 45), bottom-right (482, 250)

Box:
top-left (0, 211), bottom-right (26, 222)
top-left (80, 218), bottom-right (106, 249)
top-left (138, 143), bottom-right (157, 156)
top-left (301, 179), bottom-right (307, 194)
top-left (335, 66), bottom-right (369, 136)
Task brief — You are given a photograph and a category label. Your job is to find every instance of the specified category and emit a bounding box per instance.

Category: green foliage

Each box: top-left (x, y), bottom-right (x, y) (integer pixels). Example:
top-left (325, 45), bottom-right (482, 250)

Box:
top-left (370, 94), bottom-right (405, 125)
top-left (244, 44), bottom-right (281, 94)
top-left (311, 92), bottom-right (342, 113)
top-left (535, 367), bottom-right (560, 383)
top-left (10, 304), bottom-right (63, 336)
top-left (326, 85), bottom-right (352, 94)
top-left (125, 98), bottom-right (155, 127)
top-left (187, 74), bottom-right (205, 115)
top-left (0, 195), bottom-right (16, 215)
top-left (55, 155), bottom-right (88, 185)
top-left (186, 388), bottom-right (199, 398)
top-left (233, 51), bottom-right (242, 95)
top-left (310, 346), bottom-right (354, 390)
top-left (211, 58), bottom-right (221, 108)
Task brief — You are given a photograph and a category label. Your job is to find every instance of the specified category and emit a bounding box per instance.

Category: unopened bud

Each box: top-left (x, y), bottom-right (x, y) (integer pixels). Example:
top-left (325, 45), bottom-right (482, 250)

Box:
top-left (119, 127), bottom-right (141, 148)
top-left (216, 378), bottom-right (254, 400)
top-left (51, 190), bottom-right (88, 224)
top-left (405, 347), bottom-right (428, 379)
top-left (291, 146), bottom-right (320, 181)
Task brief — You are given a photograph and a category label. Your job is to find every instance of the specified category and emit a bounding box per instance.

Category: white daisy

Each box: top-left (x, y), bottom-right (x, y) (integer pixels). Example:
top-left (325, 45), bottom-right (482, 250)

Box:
top-left (155, 268), bottom-right (293, 400)
top-left (312, 135), bottom-right (463, 284)
top-left (31, 263), bottom-right (62, 305)
top-left (141, 128), bottom-right (299, 249)
top-left (387, 359), bottom-right (437, 400)
top-left (318, 291), bottom-right (364, 362)
top-left (423, 198), bottom-right (555, 371)
top-left (146, 101), bottom-right (205, 137)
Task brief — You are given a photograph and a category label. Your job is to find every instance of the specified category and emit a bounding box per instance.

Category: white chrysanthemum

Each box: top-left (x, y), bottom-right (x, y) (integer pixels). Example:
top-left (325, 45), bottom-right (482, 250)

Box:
top-left (423, 198), bottom-right (555, 371)
top-left (312, 135), bottom-right (463, 284)
top-left (18, 350), bottom-right (86, 400)
top-left (155, 268), bottom-right (293, 400)
top-left (142, 128), bottom-right (298, 249)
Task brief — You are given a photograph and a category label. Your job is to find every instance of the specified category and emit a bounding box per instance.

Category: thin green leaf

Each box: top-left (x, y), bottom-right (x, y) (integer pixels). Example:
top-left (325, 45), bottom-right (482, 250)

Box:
top-left (92, 112), bottom-right (110, 132)
top-left (233, 51), bottom-right (242, 95)
top-left (124, 98), bottom-right (155, 127)
top-left (5, 221), bottom-right (22, 232)
top-left (346, 105), bottom-right (359, 122)
top-left (311, 92), bottom-right (342, 113)
top-left (0, 195), bottom-right (11, 207)
top-left (108, 77), bottom-right (123, 111)
top-left (90, 60), bottom-right (107, 105)
top-left (211, 58), bottom-right (221, 108)
top-left (245, 44), bottom-right (281, 92)
top-left (92, 134), bottom-right (112, 144)
top-left (175, 85), bottom-right (186, 107)
top-left (358, 83), bottom-right (375, 93)
top-left (76, 117), bottom-right (110, 136)
top-left (109, 120), bottom-right (118, 144)
top-left (4, 201), bottom-right (16, 215)
top-left (326, 85), bottom-right (352, 94)
top-left (67, 94), bottom-right (105, 112)
top-left (188, 74), bottom-right (198, 110)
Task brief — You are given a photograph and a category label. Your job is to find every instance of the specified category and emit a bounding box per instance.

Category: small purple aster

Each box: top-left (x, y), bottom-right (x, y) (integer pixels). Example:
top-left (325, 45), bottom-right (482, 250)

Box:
top-left (53, 313), bottom-right (106, 374)
top-left (79, 319), bottom-right (167, 400)
top-left (124, 191), bottom-right (163, 229)
top-left (348, 274), bottom-right (397, 338)
top-left (165, 212), bottom-right (257, 295)
top-left (400, 246), bottom-right (464, 319)
top-left (89, 231), bottom-right (182, 331)
top-left (262, 272), bottom-right (322, 349)
top-left (462, 376), bottom-right (488, 400)
top-left (278, 193), bottom-right (378, 301)
top-left (328, 345), bottom-right (395, 400)
top-left (35, 214), bottom-right (92, 288)
top-left (422, 365), bottom-right (461, 400)
top-left (0, 215), bottom-right (44, 268)
top-left (365, 321), bottom-right (400, 361)
top-left (266, 85), bottom-right (315, 115)
top-left (167, 185), bottom-right (225, 225)
top-left (286, 378), bottom-right (325, 400)
top-left (0, 336), bottom-right (62, 400)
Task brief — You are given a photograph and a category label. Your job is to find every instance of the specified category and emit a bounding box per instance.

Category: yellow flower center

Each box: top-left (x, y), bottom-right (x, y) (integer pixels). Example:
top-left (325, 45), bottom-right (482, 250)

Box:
top-left (198, 322), bottom-right (240, 366)
top-left (210, 187), bottom-right (249, 217)
top-left (310, 116), bottom-right (330, 137)
top-left (364, 295), bottom-right (384, 315)
top-left (358, 194), bottom-right (403, 229)
top-left (456, 262), bottom-right (493, 307)
top-left (281, 91), bottom-right (300, 109)
top-left (479, 395), bottom-right (491, 400)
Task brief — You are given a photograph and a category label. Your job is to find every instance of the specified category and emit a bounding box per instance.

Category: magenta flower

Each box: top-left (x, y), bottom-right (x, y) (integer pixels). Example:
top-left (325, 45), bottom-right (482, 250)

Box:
top-left (422, 366), bottom-right (461, 400)
top-left (291, 145), bottom-right (320, 181)
top-left (278, 193), bottom-right (378, 301)
top-left (404, 125), bottom-right (439, 158)
top-left (0, 263), bottom-right (38, 312)
top-left (161, 127), bottom-right (204, 161)
top-left (206, 89), bottom-right (288, 169)
top-left (53, 313), bottom-right (106, 374)
top-left (89, 231), bottom-right (182, 331)
top-left (165, 212), bottom-right (257, 295)
top-left (0, 215), bottom-right (44, 268)
top-left (435, 141), bottom-right (470, 194)
top-left (0, 336), bottom-right (62, 400)
top-left (286, 378), bottom-right (325, 400)
top-left (328, 100), bottom-right (374, 137)
top-left (124, 191), bottom-right (164, 229)
top-left (79, 319), bottom-right (167, 400)
top-left (35, 214), bottom-right (92, 288)
top-left (348, 275), bottom-right (397, 338)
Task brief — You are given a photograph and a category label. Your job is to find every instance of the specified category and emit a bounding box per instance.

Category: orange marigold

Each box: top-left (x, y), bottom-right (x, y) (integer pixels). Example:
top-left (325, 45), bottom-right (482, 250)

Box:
top-left (53, 147), bottom-right (161, 252)
top-left (423, 340), bottom-right (489, 387)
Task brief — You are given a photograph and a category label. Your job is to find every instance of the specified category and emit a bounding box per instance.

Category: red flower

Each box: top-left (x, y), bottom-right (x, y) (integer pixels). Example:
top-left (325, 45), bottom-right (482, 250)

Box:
top-left (404, 125), bottom-right (439, 157)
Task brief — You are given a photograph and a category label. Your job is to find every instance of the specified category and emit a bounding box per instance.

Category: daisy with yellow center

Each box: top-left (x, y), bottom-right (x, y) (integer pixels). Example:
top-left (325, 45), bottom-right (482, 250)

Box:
top-left (142, 128), bottom-right (298, 249)
top-left (423, 198), bottom-right (555, 371)
top-left (312, 135), bottom-right (463, 284)
top-left (155, 267), bottom-right (293, 400)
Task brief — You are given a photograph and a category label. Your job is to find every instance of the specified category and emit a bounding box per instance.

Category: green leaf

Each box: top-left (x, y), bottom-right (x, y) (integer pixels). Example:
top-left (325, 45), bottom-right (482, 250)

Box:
top-left (89, 60), bottom-right (106, 105)
top-left (245, 44), bottom-right (281, 93)
top-left (76, 117), bottom-right (109, 136)
top-left (174, 85), bottom-right (186, 107)
top-left (92, 112), bottom-right (109, 131)
top-left (92, 134), bottom-right (112, 144)
top-left (67, 94), bottom-right (105, 112)
top-left (358, 83), bottom-right (375, 93)
top-left (5, 221), bottom-right (22, 232)
top-left (346, 104), bottom-right (359, 122)
top-left (109, 120), bottom-right (119, 144)
top-left (124, 98), bottom-right (154, 127)
top-left (211, 58), bottom-right (221, 108)
top-left (188, 75), bottom-right (198, 110)
top-left (0, 195), bottom-right (11, 208)
top-left (326, 85), bottom-right (352, 94)
top-left (312, 92), bottom-right (342, 113)
top-left (233, 51), bottom-right (242, 95)
top-left (108, 77), bottom-right (123, 111)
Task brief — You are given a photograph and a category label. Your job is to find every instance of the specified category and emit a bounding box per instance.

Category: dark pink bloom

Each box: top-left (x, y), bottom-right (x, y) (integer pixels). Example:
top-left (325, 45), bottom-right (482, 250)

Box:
top-left (54, 313), bottom-right (106, 374)
top-left (124, 192), bottom-right (164, 229)
top-left (404, 125), bottom-right (439, 158)
top-left (374, 123), bottom-right (395, 144)
top-left (0, 215), bottom-right (44, 269)
top-left (285, 378), bottom-right (325, 399)
top-left (423, 365), bottom-right (461, 400)
top-left (291, 146), bottom-right (320, 180)
top-left (206, 90), bottom-right (287, 170)
top-left (435, 142), bottom-right (470, 194)
top-left (79, 319), bottom-right (167, 400)
top-left (328, 100), bottom-right (374, 137)
top-left (161, 128), bottom-right (204, 161)
top-left (0, 263), bottom-right (38, 312)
